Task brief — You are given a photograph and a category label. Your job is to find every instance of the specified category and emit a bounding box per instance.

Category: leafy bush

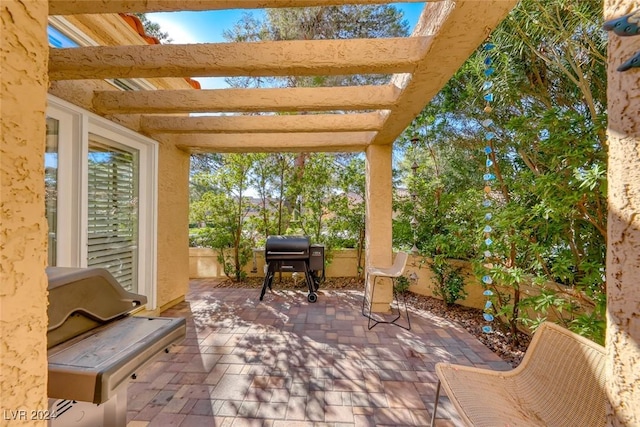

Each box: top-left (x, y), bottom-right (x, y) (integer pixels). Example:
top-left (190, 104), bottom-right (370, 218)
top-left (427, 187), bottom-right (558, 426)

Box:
top-left (216, 239), bottom-right (253, 282)
top-left (430, 256), bottom-right (467, 305)
top-left (519, 287), bottom-right (605, 345)
top-left (394, 275), bottom-right (411, 294)
top-left (189, 226), bottom-right (227, 248)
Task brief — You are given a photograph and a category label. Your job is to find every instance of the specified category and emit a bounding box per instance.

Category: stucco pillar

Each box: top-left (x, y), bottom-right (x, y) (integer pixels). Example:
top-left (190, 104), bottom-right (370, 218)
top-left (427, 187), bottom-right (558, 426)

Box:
top-left (604, 1), bottom-right (640, 425)
top-left (365, 144), bottom-right (394, 312)
top-left (155, 137), bottom-right (191, 312)
top-left (0, 0), bottom-right (50, 423)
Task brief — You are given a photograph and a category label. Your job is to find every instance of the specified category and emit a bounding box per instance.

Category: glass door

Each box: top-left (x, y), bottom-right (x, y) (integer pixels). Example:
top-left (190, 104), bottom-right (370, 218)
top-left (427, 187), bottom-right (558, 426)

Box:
top-left (87, 135), bottom-right (140, 292)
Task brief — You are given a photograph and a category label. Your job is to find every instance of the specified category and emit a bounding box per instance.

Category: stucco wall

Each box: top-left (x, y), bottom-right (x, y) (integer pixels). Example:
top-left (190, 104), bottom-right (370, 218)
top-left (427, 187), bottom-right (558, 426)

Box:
top-left (189, 247), bottom-right (363, 279)
top-left (189, 249), bottom-right (593, 324)
top-left (0, 0), bottom-right (49, 424)
top-left (365, 144), bottom-right (394, 312)
top-left (403, 257), bottom-right (487, 309)
top-left (156, 138), bottom-right (190, 311)
top-left (189, 249), bottom-right (493, 311)
top-left (605, 1), bottom-right (640, 424)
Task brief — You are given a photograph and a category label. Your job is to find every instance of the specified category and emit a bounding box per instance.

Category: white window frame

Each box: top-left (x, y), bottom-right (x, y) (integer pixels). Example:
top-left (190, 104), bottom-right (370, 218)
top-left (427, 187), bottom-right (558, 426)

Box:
top-left (47, 95), bottom-right (158, 309)
top-left (47, 101), bottom-right (82, 267)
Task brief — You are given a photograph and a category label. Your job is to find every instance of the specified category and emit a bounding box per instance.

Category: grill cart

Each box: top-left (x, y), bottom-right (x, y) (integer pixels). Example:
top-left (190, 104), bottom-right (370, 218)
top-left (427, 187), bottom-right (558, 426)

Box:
top-left (260, 235), bottom-right (325, 302)
top-left (46, 267), bottom-right (185, 427)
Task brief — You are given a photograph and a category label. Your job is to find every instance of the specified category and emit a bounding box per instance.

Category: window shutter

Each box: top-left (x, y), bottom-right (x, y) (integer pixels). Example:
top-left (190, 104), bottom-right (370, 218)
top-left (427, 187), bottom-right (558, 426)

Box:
top-left (87, 138), bottom-right (139, 292)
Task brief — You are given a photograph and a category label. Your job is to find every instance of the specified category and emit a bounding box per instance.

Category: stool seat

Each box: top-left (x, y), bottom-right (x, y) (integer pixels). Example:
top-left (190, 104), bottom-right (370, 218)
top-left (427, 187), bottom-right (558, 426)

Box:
top-left (361, 252), bottom-right (411, 330)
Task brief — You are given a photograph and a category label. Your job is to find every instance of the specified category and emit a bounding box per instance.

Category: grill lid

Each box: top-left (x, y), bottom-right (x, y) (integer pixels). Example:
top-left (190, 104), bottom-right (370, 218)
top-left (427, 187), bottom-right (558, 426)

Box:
top-left (265, 235), bottom-right (310, 260)
top-left (46, 267), bottom-right (147, 348)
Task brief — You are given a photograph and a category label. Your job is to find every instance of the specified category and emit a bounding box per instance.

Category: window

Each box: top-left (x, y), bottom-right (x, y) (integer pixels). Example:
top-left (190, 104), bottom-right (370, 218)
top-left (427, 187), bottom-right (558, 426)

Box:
top-left (47, 18), bottom-right (157, 91)
top-left (45, 118), bottom-right (59, 267)
top-left (87, 136), bottom-right (140, 292)
top-left (46, 14), bottom-right (158, 303)
top-left (46, 95), bottom-right (158, 307)
top-left (45, 104), bottom-right (80, 267)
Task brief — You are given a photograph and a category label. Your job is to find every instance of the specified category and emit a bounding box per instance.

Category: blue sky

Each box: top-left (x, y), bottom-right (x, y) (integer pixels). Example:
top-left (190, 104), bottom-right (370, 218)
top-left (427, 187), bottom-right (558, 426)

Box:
top-left (146, 3), bottom-right (425, 89)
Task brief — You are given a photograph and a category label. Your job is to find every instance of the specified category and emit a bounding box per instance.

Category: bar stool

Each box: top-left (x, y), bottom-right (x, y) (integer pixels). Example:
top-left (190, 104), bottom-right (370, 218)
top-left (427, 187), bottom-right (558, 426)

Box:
top-left (362, 251), bottom-right (411, 330)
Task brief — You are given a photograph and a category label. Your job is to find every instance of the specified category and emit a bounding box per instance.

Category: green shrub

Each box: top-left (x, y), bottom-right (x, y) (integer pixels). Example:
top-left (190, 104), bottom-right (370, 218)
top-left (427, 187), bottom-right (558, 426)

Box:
top-left (394, 275), bottom-right (411, 294)
top-left (430, 256), bottom-right (467, 305)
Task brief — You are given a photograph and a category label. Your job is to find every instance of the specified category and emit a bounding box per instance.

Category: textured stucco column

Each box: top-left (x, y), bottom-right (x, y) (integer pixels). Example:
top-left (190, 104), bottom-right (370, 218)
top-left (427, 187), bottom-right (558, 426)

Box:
top-left (365, 144), bottom-right (394, 312)
top-left (156, 138), bottom-right (191, 312)
top-left (0, 0), bottom-right (49, 423)
top-left (605, 1), bottom-right (640, 425)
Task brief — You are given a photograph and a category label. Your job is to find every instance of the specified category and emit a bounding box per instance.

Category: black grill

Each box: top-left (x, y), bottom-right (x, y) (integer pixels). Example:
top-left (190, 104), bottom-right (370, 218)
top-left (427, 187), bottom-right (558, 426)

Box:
top-left (260, 235), bottom-right (325, 302)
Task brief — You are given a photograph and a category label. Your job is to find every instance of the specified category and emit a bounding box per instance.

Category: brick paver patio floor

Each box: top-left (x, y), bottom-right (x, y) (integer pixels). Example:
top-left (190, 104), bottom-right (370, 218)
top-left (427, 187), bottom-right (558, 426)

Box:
top-left (126, 279), bottom-right (510, 426)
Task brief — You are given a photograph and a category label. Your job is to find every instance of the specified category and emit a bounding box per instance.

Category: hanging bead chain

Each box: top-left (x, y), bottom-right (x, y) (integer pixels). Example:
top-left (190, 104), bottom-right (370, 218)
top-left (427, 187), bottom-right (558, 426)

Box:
top-left (480, 42), bottom-right (497, 334)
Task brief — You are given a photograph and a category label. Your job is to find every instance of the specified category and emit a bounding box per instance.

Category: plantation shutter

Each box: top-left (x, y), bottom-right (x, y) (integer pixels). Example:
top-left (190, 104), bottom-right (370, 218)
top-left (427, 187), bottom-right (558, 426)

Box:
top-left (87, 136), bottom-right (139, 292)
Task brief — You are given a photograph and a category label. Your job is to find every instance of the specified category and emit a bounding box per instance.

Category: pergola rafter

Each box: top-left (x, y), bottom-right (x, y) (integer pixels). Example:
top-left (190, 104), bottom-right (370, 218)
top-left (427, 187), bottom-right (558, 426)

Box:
top-left (176, 131), bottom-right (375, 153)
top-left (49, 0), bottom-right (431, 15)
top-left (373, 0), bottom-right (517, 144)
top-left (93, 86), bottom-right (399, 114)
top-left (49, 37), bottom-right (429, 81)
top-left (140, 112), bottom-right (385, 134)
top-left (46, 0), bottom-right (520, 150)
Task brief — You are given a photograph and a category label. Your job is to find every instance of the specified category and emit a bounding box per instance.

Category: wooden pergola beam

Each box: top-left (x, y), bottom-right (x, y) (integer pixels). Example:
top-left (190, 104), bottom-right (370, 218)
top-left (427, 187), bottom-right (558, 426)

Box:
top-left (371, 0), bottom-right (519, 145)
top-left (176, 132), bottom-right (375, 153)
top-left (50, 37), bottom-right (428, 81)
top-left (140, 112), bottom-right (384, 134)
top-left (93, 86), bottom-right (399, 114)
top-left (49, 0), bottom-right (429, 15)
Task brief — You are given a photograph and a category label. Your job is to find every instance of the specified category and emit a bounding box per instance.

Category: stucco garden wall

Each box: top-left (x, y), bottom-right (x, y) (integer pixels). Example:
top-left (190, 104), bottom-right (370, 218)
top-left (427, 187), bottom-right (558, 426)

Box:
top-left (189, 247), bottom-right (363, 279)
top-left (190, 248), bottom-right (589, 319)
top-left (402, 256), bottom-right (487, 309)
top-left (190, 249), bottom-right (493, 311)
top-left (0, 0), bottom-right (49, 423)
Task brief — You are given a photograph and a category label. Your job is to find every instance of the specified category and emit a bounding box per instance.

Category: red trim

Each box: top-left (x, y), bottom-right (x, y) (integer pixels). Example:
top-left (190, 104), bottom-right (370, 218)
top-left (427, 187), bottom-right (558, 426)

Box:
top-left (119, 13), bottom-right (201, 90)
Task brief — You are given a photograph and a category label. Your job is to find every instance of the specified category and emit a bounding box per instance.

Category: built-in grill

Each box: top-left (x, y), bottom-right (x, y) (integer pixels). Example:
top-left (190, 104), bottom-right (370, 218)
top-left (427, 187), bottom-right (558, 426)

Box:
top-left (46, 267), bottom-right (186, 427)
top-left (260, 235), bottom-right (325, 302)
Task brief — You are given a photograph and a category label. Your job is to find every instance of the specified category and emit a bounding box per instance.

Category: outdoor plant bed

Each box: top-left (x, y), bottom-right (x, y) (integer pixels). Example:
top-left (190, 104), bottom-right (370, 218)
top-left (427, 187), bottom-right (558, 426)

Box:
top-left (403, 293), bottom-right (530, 367)
top-left (216, 276), bottom-right (530, 367)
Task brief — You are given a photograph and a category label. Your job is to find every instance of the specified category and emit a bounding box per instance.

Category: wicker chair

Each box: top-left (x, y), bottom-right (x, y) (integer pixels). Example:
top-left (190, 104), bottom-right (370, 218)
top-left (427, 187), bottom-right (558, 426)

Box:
top-left (431, 322), bottom-right (607, 427)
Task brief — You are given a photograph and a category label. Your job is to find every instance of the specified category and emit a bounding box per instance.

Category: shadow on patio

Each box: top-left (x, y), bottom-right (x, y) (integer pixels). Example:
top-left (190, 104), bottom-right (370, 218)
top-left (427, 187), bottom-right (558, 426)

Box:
top-left (126, 279), bottom-right (511, 427)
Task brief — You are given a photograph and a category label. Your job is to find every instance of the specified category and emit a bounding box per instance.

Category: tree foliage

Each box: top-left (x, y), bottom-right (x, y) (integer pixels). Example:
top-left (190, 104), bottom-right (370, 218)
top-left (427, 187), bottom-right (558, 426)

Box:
top-left (327, 157), bottom-right (367, 276)
top-left (223, 5), bottom-right (409, 88)
top-left (187, 1), bottom-right (608, 344)
top-left (133, 13), bottom-right (172, 43)
top-left (393, 0), bottom-right (607, 343)
top-left (216, 4), bottom-right (407, 252)
top-left (190, 154), bottom-right (256, 281)
top-left (189, 152), bottom-right (367, 277)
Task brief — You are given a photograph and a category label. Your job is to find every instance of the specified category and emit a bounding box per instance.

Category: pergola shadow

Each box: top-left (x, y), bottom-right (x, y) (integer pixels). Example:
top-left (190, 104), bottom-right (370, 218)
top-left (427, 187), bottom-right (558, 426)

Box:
top-left (126, 279), bottom-right (511, 426)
